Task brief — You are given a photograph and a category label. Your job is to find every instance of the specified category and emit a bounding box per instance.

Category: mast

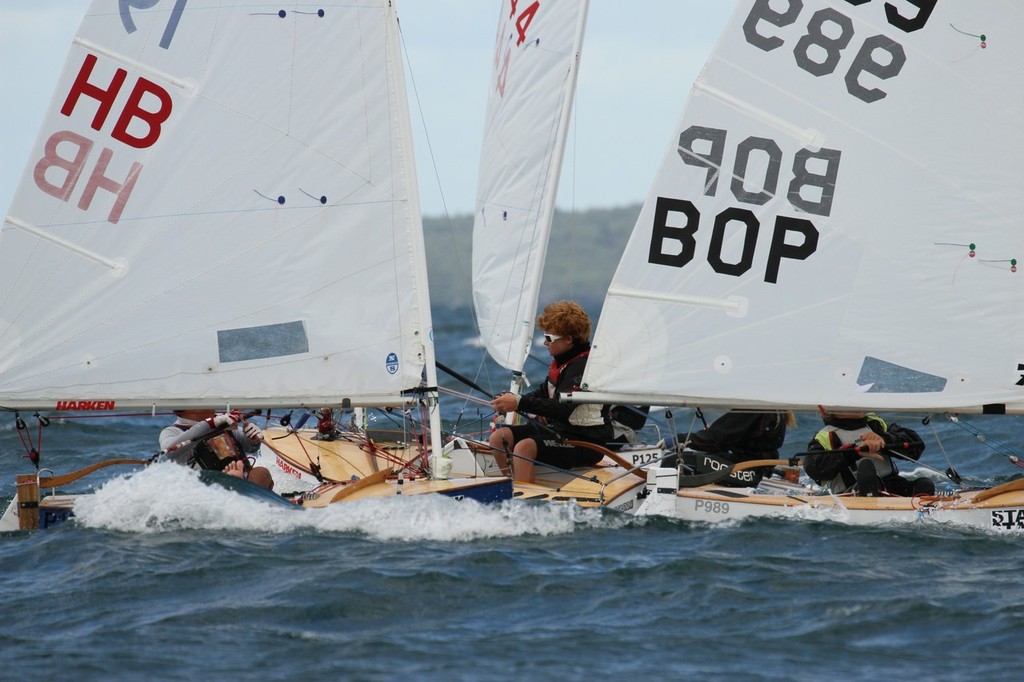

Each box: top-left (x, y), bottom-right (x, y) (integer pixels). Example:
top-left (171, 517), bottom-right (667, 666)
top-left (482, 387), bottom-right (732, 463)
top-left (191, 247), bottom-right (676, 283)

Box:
top-left (388, 4), bottom-right (444, 461)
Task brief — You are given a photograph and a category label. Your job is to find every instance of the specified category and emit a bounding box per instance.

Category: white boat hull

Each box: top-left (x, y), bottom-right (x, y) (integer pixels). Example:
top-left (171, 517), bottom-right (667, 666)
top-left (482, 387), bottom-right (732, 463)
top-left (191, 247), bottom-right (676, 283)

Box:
top-left (636, 467), bottom-right (1024, 532)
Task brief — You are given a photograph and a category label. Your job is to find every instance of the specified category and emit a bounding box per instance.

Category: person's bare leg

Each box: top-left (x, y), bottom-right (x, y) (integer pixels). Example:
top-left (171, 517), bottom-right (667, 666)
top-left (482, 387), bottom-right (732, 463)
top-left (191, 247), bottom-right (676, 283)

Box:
top-left (488, 427), bottom-right (515, 476)
top-left (513, 439), bottom-right (539, 483)
top-left (247, 466), bottom-right (275, 491)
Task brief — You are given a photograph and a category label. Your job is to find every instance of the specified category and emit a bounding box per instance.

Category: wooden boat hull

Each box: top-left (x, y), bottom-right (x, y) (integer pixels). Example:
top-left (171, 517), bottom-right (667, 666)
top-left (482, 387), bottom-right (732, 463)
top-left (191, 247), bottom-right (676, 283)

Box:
top-left (511, 466), bottom-right (646, 513)
top-left (267, 428), bottom-right (651, 512)
top-left (262, 427), bottom-right (417, 484)
top-left (636, 467), bottom-right (1024, 532)
top-left (445, 437), bottom-right (650, 512)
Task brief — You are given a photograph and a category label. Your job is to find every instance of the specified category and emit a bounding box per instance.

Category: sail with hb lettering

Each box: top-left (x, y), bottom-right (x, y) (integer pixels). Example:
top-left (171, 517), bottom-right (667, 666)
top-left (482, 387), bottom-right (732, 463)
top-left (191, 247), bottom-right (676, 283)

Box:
top-left (0, 1), bottom-right (437, 412)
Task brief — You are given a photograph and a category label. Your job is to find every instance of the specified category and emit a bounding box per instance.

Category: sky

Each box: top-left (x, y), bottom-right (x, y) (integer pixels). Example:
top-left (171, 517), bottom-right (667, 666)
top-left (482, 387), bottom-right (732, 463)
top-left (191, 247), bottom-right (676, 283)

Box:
top-left (0, 0), bottom-right (734, 218)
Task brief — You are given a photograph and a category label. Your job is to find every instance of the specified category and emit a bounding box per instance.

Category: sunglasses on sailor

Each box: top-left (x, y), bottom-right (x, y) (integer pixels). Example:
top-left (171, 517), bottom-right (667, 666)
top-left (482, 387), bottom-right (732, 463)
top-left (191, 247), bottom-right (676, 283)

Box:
top-left (543, 333), bottom-right (565, 345)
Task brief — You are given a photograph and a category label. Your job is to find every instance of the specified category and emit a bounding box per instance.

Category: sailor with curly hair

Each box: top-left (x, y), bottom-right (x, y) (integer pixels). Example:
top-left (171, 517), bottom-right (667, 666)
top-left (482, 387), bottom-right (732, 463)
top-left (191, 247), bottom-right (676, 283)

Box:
top-left (488, 300), bottom-right (612, 483)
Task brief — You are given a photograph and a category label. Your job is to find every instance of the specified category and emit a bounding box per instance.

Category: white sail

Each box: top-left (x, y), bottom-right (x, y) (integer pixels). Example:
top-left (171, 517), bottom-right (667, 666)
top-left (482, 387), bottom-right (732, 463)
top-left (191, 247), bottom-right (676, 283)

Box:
top-left (0, 1), bottom-right (436, 411)
top-left (472, 0), bottom-right (589, 372)
top-left (583, 1), bottom-right (1024, 413)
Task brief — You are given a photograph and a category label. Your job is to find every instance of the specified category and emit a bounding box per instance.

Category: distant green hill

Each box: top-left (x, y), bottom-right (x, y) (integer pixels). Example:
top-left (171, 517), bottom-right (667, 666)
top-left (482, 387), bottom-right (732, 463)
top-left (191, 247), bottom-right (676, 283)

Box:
top-left (423, 203), bottom-right (642, 313)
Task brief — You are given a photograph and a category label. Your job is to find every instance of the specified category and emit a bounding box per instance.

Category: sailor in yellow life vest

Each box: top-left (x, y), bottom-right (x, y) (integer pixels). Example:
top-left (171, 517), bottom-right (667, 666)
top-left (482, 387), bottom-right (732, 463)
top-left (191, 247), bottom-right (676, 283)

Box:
top-left (803, 411), bottom-right (935, 497)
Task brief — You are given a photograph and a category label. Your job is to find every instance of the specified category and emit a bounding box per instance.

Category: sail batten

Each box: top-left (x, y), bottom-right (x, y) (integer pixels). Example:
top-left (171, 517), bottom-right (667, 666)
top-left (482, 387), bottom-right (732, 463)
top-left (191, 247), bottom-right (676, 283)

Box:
top-left (607, 285), bottom-right (745, 313)
top-left (3, 216), bottom-right (123, 270)
top-left (72, 36), bottom-right (194, 91)
top-left (691, 80), bottom-right (820, 148)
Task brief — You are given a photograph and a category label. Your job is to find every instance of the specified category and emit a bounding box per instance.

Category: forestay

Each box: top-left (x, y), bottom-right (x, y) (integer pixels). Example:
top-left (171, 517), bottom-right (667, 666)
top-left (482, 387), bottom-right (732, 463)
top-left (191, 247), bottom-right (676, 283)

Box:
top-left (473, 0), bottom-right (589, 372)
top-left (0, 1), bottom-right (435, 411)
top-left (582, 1), bottom-right (1024, 413)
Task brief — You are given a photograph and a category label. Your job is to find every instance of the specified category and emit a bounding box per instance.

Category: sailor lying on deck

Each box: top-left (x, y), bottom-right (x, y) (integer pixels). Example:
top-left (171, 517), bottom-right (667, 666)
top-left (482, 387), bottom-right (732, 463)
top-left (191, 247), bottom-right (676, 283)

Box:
top-left (160, 409), bottom-right (275, 490)
top-left (665, 410), bottom-right (792, 487)
top-left (803, 411), bottom-right (934, 497)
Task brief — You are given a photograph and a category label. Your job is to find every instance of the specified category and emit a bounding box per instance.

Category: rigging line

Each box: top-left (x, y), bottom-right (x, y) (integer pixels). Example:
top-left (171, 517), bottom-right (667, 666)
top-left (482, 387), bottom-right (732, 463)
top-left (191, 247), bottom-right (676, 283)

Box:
top-left (490, 440), bottom-right (601, 486)
top-left (943, 413), bottom-right (1024, 469)
top-left (397, 5), bottom-right (496, 399)
top-left (398, 29), bottom-right (524, 399)
top-left (33, 413), bottom-right (47, 463)
top-left (351, 442), bottom-right (416, 473)
top-left (437, 386), bottom-right (491, 407)
top-left (365, 406), bottom-right (419, 436)
top-left (411, 402), bottom-right (431, 468)
top-left (395, 14), bottom-right (501, 398)
top-left (262, 431), bottom-right (325, 482)
top-left (887, 449), bottom-right (961, 484)
top-left (14, 413), bottom-right (38, 466)
top-left (334, 414), bottom-right (424, 471)
top-left (437, 361), bottom-right (494, 399)
top-left (396, 15), bottom-right (452, 223)
top-left (667, 410), bottom-right (702, 453)
top-left (926, 416), bottom-right (963, 480)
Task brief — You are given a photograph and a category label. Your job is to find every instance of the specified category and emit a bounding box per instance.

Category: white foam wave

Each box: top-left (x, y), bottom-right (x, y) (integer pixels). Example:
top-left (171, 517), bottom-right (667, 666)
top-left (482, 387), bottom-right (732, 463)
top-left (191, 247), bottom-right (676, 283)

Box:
top-left (72, 463), bottom-right (638, 540)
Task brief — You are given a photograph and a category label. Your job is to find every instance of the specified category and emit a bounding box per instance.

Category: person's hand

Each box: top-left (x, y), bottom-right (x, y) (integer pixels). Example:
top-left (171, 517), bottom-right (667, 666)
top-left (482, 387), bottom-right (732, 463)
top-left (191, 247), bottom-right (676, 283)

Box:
top-left (491, 393), bottom-right (519, 415)
top-left (857, 430), bottom-right (885, 455)
top-left (243, 422), bottom-right (263, 442)
top-left (207, 411), bottom-right (240, 429)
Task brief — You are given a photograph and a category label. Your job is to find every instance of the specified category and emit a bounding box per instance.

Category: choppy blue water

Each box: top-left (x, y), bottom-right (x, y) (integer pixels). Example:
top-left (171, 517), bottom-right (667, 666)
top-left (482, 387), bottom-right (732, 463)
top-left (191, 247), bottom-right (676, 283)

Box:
top-left (3, 306), bottom-right (1024, 680)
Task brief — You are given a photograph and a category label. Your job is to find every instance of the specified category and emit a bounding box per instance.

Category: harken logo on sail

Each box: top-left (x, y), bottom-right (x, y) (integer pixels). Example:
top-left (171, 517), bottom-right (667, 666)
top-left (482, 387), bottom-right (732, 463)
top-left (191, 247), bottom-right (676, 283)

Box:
top-left (55, 400), bottom-right (116, 411)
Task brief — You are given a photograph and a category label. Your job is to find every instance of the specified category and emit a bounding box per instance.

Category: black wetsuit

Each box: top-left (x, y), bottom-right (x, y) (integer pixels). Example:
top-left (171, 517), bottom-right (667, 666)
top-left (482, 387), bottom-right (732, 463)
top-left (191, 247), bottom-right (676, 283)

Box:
top-left (503, 342), bottom-right (613, 471)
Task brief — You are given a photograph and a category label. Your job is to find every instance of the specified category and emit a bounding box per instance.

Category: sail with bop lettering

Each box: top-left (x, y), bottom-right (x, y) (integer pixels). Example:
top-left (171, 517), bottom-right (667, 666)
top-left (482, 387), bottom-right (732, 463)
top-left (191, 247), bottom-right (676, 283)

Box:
top-left (582, 0), bottom-right (1024, 414)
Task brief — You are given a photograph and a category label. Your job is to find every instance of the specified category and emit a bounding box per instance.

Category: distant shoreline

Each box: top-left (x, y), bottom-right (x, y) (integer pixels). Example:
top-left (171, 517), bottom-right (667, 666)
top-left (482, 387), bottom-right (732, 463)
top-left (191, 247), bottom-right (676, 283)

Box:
top-left (424, 203), bottom-right (641, 311)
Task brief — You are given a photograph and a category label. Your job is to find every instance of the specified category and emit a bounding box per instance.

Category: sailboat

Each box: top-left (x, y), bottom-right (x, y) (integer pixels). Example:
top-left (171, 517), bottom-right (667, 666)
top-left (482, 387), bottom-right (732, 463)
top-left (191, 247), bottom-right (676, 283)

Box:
top-left (0, 0), bottom-right (509, 530)
top-left (572, 0), bottom-right (1024, 531)
top-left (444, 0), bottom-right (657, 512)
